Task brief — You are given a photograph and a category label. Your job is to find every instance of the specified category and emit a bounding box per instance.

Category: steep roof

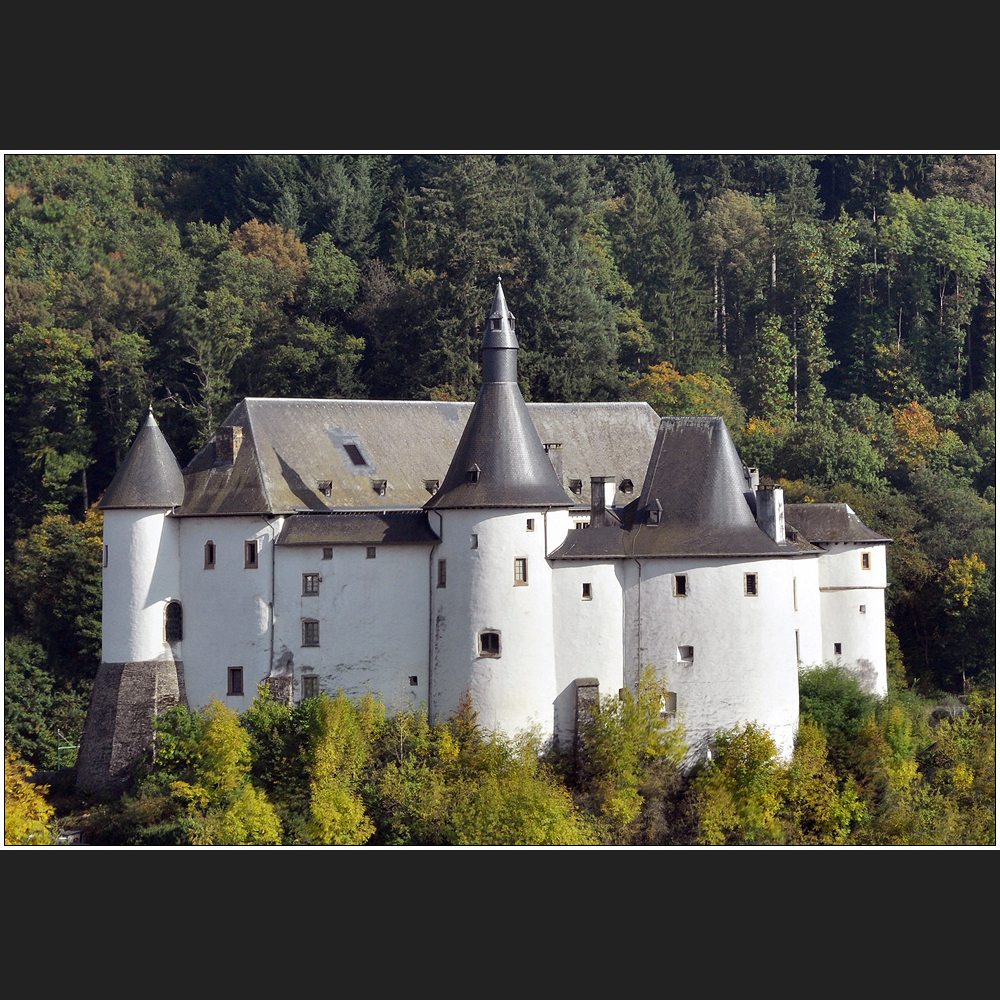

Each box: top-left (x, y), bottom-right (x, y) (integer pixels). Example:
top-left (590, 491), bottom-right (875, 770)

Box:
top-left (100, 411), bottom-right (184, 510)
top-left (426, 279), bottom-right (571, 510)
top-left (785, 503), bottom-right (891, 544)
top-left (178, 398), bottom-right (659, 516)
top-left (276, 511), bottom-right (439, 546)
top-left (551, 416), bottom-right (803, 560)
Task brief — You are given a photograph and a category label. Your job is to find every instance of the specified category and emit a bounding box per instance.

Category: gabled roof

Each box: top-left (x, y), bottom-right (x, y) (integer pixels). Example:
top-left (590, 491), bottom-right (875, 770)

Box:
top-left (100, 411), bottom-right (184, 510)
top-left (178, 398), bottom-right (660, 516)
top-left (785, 503), bottom-right (891, 544)
top-left (276, 511), bottom-right (439, 546)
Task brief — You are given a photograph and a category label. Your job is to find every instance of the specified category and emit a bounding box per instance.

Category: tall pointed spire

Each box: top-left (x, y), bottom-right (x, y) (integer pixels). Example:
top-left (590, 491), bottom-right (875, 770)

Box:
top-left (100, 411), bottom-right (184, 509)
top-left (426, 281), bottom-right (570, 510)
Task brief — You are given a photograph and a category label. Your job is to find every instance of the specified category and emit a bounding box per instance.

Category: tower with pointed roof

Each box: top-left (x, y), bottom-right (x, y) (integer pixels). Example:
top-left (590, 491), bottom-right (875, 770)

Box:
top-left (425, 280), bottom-right (573, 738)
top-left (77, 410), bottom-right (187, 795)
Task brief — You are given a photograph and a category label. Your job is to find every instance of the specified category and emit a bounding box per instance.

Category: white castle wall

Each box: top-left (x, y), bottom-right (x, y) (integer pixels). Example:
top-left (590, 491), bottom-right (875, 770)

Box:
top-left (177, 515), bottom-right (277, 709)
top-left (430, 508), bottom-right (564, 738)
top-left (816, 543), bottom-right (888, 695)
top-left (624, 555), bottom-right (806, 759)
top-left (271, 539), bottom-right (432, 713)
top-left (102, 508), bottom-right (180, 664)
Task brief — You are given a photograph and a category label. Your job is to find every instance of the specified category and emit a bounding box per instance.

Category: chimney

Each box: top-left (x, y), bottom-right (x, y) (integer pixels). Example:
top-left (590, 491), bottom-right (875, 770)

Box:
top-left (591, 476), bottom-right (614, 527)
top-left (756, 485), bottom-right (785, 543)
top-left (216, 425), bottom-right (243, 465)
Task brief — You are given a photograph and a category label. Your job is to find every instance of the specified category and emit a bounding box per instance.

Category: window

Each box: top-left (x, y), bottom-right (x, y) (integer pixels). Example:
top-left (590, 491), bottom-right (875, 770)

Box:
top-left (620, 479), bottom-right (634, 495)
top-left (674, 574), bottom-right (687, 597)
top-left (834, 642), bottom-right (842, 655)
top-left (514, 558), bottom-right (528, 585)
top-left (574, 520), bottom-right (587, 530)
top-left (372, 479), bottom-right (387, 496)
top-left (165, 601), bottom-right (183, 642)
top-left (569, 479), bottom-right (583, 495)
top-left (582, 582), bottom-right (592, 600)
top-left (408, 675), bottom-right (418, 687)
top-left (678, 645), bottom-right (694, 663)
top-left (861, 551), bottom-right (872, 570)
top-left (366, 546), bottom-right (377, 559)
top-left (793, 576), bottom-right (797, 611)
top-left (228, 667), bottom-right (244, 696)
top-left (245, 539), bottom-right (259, 569)
top-left (526, 518), bottom-right (535, 532)
top-left (744, 572), bottom-right (758, 596)
top-left (322, 547), bottom-right (333, 560)
top-left (424, 479), bottom-right (439, 494)
top-left (468, 465), bottom-right (481, 483)
top-left (103, 544), bottom-right (109, 568)
top-left (302, 619), bottom-right (320, 647)
top-left (660, 692), bottom-right (677, 720)
top-left (471, 534), bottom-right (479, 549)
top-left (204, 540), bottom-right (216, 569)
top-left (860, 604), bottom-right (867, 614)
top-left (344, 444), bottom-right (366, 466)
top-left (301, 675), bottom-right (319, 700)
top-left (303, 573), bottom-right (320, 595)
top-left (795, 630), bottom-right (801, 664)
top-left (437, 559), bottom-right (447, 588)
top-left (318, 481), bottom-right (332, 497)
top-left (479, 631), bottom-right (501, 657)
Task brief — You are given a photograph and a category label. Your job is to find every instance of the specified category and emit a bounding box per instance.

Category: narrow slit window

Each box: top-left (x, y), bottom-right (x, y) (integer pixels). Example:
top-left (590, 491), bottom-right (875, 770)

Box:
top-left (526, 518), bottom-right (535, 532)
top-left (245, 540), bottom-right (259, 569)
top-left (514, 558), bottom-right (528, 585)
top-left (861, 551), bottom-right (872, 570)
top-left (228, 666), bottom-right (244, 696)
top-left (674, 574), bottom-right (687, 597)
top-left (744, 572), bottom-right (758, 596)
top-left (793, 576), bottom-right (797, 610)
top-left (103, 544), bottom-right (109, 568)
top-left (438, 559), bottom-right (447, 588)
top-left (582, 582), bottom-right (592, 600)
top-left (303, 573), bottom-right (320, 595)
top-left (471, 534), bottom-right (478, 549)
top-left (204, 540), bottom-right (216, 569)
top-left (302, 619), bottom-right (320, 647)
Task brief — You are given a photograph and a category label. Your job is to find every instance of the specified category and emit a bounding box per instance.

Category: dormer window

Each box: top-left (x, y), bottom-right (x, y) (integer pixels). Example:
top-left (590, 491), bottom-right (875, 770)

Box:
top-left (318, 481), bottom-right (332, 497)
top-left (569, 479), bottom-right (583, 495)
top-left (648, 500), bottom-right (662, 526)
top-left (372, 479), bottom-right (387, 496)
top-left (424, 479), bottom-right (439, 494)
top-left (620, 479), bottom-right (634, 495)
top-left (491, 317), bottom-right (501, 330)
top-left (468, 465), bottom-right (481, 483)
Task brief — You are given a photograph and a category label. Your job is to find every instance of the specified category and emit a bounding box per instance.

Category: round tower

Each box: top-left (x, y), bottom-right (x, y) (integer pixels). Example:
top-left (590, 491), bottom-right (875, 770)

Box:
top-left (426, 281), bottom-right (572, 739)
top-left (77, 409), bottom-right (187, 795)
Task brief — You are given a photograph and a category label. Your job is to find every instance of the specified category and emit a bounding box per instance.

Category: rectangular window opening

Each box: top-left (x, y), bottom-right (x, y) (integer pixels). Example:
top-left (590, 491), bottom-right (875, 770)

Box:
top-left (245, 540), bottom-right (259, 569)
top-left (344, 443), bottom-right (366, 466)
top-left (860, 604), bottom-right (867, 614)
top-left (744, 572), bottom-right (758, 596)
top-left (204, 540), bottom-right (216, 569)
top-left (103, 544), bottom-right (109, 568)
top-left (514, 558), bottom-right (528, 585)
top-left (301, 675), bottom-right (319, 700)
top-left (834, 642), bottom-right (842, 655)
top-left (795, 630), bottom-right (801, 664)
top-left (366, 546), bottom-right (377, 559)
top-left (471, 534), bottom-right (478, 549)
top-left (303, 573), bottom-right (320, 595)
top-left (582, 582), bottom-right (592, 600)
top-left (228, 667), bottom-right (244, 696)
top-left (408, 675), bottom-right (418, 687)
top-left (526, 518), bottom-right (535, 532)
top-left (479, 631), bottom-right (501, 657)
top-left (861, 552), bottom-right (871, 570)
top-left (793, 576), bottom-right (797, 611)
top-left (322, 547), bottom-right (333, 560)
top-left (437, 559), bottom-right (447, 588)
top-left (674, 574), bottom-right (687, 597)
top-left (678, 645), bottom-right (694, 663)
top-left (302, 620), bottom-right (320, 647)
top-left (660, 691), bottom-right (677, 720)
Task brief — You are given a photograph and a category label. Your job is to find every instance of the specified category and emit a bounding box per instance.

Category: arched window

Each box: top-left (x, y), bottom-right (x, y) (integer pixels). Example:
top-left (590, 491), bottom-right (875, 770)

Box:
top-left (165, 601), bottom-right (183, 642)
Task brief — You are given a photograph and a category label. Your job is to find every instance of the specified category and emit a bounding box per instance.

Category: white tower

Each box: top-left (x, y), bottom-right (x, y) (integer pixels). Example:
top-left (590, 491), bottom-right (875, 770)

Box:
top-left (425, 281), bottom-right (572, 739)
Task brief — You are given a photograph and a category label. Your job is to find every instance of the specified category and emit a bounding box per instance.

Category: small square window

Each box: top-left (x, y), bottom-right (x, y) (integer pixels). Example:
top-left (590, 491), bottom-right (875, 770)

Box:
top-left (861, 552), bottom-right (872, 570)
top-left (678, 645), bottom-right (694, 663)
top-left (322, 547), bottom-right (333, 560)
top-left (301, 675), bottom-right (319, 700)
top-left (744, 572), bottom-right (758, 596)
top-left (860, 604), bottom-right (867, 614)
top-left (302, 620), bottom-right (320, 647)
top-left (366, 546), bottom-right (376, 559)
top-left (245, 540), bottom-right (259, 569)
top-left (303, 573), bottom-right (320, 595)
top-left (438, 559), bottom-right (447, 588)
top-left (674, 574), bottom-right (687, 597)
top-left (479, 631), bottom-right (500, 657)
top-left (582, 582), bottom-right (593, 600)
top-left (228, 667), bottom-right (244, 696)
top-left (514, 558), bottom-right (528, 585)
top-left (471, 534), bottom-right (479, 549)
top-left (834, 642), bottom-right (842, 655)
top-left (204, 540), bottom-right (216, 569)
top-left (408, 675), bottom-right (418, 687)
top-left (526, 518), bottom-right (535, 532)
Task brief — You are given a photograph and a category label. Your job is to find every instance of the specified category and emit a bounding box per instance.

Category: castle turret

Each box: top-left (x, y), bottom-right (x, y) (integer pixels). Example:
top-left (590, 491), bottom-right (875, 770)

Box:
top-left (78, 410), bottom-right (187, 795)
top-left (426, 280), bottom-right (571, 737)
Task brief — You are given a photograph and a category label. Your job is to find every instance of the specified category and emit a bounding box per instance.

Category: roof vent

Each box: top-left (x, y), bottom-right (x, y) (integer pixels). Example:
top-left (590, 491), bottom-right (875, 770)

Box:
top-left (424, 479), bottom-right (439, 494)
top-left (569, 479), bottom-right (583, 495)
top-left (620, 478), bottom-right (634, 495)
top-left (372, 479), bottom-right (387, 496)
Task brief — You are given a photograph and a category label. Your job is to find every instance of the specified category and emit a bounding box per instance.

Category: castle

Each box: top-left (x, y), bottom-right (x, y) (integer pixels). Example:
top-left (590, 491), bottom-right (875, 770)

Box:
top-left (78, 281), bottom-right (890, 794)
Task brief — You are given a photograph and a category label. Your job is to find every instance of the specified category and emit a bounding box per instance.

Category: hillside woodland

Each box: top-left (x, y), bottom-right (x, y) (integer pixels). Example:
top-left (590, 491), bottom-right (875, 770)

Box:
top-left (4, 153), bottom-right (995, 845)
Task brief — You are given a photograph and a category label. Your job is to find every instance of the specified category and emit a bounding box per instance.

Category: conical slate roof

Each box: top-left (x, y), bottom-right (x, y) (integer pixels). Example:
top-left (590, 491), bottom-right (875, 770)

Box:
top-left (100, 411), bottom-right (184, 509)
top-left (426, 281), bottom-right (571, 511)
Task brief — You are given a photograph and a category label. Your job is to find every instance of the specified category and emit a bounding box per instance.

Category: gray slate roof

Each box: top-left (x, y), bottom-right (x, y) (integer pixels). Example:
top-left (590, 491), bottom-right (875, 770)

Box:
top-left (276, 511), bottom-right (439, 546)
top-left (785, 503), bottom-right (891, 544)
top-left (178, 398), bottom-right (660, 516)
top-left (100, 412), bottom-right (185, 510)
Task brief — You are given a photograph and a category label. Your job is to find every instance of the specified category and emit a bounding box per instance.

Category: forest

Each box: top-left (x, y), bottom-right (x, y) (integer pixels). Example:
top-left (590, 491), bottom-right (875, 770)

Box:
top-left (3, 152), bottom-right (995, 846)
